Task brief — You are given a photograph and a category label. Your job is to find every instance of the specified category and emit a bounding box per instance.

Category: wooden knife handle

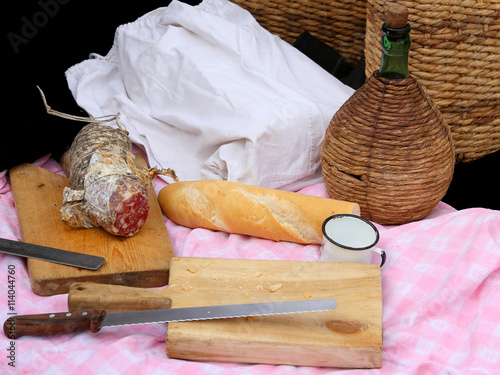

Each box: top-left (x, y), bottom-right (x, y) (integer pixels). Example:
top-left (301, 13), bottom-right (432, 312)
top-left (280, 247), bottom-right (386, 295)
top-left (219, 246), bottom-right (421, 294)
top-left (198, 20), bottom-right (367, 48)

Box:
top-left (3, 310), bottom-right (106, 339)
top-left (68, 282), bottom-right (173, 312)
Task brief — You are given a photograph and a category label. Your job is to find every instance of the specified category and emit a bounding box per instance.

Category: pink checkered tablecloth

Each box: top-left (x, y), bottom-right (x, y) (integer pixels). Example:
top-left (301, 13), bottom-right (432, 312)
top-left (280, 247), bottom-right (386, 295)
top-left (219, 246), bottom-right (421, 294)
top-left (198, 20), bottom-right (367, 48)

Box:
top-left (1, 154), bottom-right (499, 374)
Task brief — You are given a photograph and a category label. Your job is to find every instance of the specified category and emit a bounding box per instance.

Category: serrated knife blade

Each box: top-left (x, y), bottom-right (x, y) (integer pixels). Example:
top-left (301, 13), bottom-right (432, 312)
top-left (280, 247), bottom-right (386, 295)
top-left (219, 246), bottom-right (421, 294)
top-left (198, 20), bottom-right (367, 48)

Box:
top-left (101, 299), bottom-right (338, 326)
top-left (4, 299), bottom-right (337, 339)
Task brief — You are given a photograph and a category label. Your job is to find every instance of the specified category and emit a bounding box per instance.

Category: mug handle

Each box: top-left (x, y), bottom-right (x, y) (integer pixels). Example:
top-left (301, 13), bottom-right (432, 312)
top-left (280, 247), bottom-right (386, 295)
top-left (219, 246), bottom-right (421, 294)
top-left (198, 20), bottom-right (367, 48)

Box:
top-left (371, 247), bottom-right (386, 267)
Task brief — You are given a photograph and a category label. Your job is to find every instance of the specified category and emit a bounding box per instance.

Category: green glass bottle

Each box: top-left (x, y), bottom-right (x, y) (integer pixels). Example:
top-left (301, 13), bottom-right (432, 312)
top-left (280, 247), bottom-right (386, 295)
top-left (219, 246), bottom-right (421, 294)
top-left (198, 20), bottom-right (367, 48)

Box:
top-left (378, 5), bottom-right (411, 79)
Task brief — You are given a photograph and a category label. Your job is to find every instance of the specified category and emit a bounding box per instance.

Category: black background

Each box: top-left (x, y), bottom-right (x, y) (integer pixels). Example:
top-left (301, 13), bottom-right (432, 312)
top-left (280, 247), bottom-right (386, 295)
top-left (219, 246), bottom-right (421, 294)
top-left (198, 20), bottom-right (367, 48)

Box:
top-left (2, 0), bottom-right (184, 169)
top-left (2, 0), bottom-right (498, 210)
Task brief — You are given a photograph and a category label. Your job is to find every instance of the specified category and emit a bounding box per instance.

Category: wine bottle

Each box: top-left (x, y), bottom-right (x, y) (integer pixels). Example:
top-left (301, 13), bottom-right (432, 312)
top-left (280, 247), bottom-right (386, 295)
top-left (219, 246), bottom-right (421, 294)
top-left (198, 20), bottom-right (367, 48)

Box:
top-left (379, 4), bottom-right (411, 79)
top-left (320, 4), bottom-right (455, 225)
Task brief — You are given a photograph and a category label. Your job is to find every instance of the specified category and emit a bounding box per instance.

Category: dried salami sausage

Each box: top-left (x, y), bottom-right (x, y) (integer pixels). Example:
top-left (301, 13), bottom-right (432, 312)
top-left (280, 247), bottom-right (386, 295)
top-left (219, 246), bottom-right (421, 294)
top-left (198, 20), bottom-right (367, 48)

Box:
top-left (60, 123), bottom-right (177, 237)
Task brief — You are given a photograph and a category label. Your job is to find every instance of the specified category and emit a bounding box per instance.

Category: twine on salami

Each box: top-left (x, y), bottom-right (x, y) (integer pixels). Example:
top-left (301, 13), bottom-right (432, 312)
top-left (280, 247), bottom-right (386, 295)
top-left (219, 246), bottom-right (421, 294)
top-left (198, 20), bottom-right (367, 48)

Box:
top-left (37, 86), bottom-right (126, 130)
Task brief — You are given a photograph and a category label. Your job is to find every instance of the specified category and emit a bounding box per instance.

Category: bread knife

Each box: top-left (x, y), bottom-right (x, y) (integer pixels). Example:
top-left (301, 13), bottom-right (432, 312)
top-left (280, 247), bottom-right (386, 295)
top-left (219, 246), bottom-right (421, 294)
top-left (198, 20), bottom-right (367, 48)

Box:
top-left (0, 237), bottom-right (105, 270)
top-left (4, 299), bottom-right (337, 339)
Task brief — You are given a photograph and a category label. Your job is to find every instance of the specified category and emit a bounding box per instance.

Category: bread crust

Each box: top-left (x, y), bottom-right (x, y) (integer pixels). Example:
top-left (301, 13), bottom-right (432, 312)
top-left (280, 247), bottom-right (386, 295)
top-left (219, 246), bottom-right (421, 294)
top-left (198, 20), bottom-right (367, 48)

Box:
top-left (159, 180), bottom-right (360, 244)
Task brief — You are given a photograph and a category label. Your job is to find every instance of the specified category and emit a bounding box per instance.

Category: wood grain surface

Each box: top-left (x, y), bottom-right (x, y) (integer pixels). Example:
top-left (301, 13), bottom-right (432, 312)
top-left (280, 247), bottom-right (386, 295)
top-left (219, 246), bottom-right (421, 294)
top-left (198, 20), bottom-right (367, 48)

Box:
top-left (68, 257), bottom-right (383, 368)
top-left (9, 155), bottom-right (174, 296)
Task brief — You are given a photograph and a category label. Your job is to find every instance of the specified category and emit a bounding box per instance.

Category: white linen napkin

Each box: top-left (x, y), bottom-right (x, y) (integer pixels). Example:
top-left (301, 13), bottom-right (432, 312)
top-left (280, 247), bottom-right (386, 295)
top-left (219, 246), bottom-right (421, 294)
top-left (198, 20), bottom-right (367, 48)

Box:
top-left (66, 0), bottom-right (353, 190)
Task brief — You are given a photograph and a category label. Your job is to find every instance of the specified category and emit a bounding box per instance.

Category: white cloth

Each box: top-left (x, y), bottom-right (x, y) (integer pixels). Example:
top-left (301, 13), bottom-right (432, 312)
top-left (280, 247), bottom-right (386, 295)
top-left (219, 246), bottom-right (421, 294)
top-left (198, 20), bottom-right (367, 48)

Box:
top-left (66, 0), bottom-right (353, 190)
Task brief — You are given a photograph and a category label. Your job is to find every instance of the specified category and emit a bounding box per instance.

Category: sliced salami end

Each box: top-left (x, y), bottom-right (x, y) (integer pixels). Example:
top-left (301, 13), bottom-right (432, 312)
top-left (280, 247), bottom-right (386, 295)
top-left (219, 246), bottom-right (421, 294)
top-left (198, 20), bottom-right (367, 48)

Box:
top-left (83, 175), bottom-right (150, 237)
top-left (110, 189), bottom-right (150, 237)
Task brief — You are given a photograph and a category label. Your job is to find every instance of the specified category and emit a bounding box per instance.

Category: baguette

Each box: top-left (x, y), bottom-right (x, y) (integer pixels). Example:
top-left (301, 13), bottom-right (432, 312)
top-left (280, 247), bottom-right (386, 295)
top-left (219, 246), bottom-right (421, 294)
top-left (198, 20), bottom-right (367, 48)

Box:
top-left (158, 180), bottom-right (360, 244)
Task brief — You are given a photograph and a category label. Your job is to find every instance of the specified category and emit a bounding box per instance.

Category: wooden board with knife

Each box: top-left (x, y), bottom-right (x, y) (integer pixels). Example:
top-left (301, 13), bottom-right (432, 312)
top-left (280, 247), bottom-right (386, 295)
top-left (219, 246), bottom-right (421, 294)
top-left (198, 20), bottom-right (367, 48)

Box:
top-left (8, 154), bottom-right (174, 296)
top-left (67, 257), bottom-right (383, 368)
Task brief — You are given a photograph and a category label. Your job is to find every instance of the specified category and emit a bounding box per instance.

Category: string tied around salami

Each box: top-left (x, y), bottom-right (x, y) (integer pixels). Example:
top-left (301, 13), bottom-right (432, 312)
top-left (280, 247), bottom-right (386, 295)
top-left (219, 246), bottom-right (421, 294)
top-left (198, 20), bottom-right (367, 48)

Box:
top-left (37, 86), bottom-right (179, 237)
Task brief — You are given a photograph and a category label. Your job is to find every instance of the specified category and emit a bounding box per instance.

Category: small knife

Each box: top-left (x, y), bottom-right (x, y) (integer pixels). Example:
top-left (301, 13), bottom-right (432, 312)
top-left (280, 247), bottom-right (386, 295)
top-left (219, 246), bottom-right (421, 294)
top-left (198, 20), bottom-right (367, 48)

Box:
top-left (4, 299), bottom-right (337, 339)
top-left (0, 237), bottom-right (105, 270)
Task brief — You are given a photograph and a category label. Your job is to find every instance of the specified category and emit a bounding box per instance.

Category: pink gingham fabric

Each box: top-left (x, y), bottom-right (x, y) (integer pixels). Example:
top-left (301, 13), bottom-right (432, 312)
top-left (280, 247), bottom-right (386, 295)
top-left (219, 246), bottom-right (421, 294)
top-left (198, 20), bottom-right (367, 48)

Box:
top-left (1, 155), bottom-right (499, 374)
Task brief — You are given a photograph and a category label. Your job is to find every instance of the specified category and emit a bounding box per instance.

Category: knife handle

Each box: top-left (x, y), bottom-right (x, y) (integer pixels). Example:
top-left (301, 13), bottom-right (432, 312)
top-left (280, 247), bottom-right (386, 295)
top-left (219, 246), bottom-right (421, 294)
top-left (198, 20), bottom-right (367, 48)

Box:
top-left (3, 310), bottom-right (106, 339)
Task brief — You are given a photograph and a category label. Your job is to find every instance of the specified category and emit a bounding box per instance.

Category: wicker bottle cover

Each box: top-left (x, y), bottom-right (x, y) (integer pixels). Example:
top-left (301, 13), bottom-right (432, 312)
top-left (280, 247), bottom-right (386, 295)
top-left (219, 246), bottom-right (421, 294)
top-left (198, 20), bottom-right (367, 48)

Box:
top-left (321, 4), bottom-right (455, 225)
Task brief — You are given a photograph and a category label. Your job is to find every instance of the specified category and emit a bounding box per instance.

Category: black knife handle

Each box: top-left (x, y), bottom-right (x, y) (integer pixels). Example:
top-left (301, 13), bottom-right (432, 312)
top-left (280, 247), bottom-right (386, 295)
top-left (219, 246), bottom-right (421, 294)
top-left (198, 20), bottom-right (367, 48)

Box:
top-left (3, 310), bottom-right (106, 339)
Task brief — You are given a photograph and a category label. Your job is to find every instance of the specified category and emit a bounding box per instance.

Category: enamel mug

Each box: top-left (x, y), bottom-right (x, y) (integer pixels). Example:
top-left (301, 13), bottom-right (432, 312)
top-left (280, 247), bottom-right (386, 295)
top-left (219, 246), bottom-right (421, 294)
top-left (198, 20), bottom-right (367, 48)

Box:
top-left (320, 214), bottom-right (386, 267)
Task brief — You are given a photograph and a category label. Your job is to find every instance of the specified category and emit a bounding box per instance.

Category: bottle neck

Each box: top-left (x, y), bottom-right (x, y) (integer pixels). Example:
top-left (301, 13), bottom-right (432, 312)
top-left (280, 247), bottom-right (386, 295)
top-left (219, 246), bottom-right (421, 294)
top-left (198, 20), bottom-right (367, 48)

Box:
top-left (379, 23), bottom-right (411, 79)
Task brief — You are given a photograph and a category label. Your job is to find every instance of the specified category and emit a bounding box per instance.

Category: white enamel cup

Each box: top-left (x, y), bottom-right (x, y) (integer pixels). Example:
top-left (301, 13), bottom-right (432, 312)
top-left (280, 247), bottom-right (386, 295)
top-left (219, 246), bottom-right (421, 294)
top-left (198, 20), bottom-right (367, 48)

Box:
top-left (319, 214), bottom-right (386, 267)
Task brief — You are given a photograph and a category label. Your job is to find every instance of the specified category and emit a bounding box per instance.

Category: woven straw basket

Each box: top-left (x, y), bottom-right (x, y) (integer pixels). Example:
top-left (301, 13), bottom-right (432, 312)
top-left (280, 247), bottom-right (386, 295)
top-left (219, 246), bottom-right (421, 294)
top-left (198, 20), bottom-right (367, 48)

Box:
top-left (236, 0), bottom-right (499, 162)
top-left (321, 72), bottom-right (455, 225)
top-left (231, 0), bottom-right (367, 66)
top-left (365, 0), bottom-right (500, 163)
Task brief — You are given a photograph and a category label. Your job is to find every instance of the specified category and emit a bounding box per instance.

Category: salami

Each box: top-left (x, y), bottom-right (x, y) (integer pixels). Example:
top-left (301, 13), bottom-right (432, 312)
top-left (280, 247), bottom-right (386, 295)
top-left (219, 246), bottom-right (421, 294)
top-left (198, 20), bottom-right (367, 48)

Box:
top-left (60, 123), bottom-right (178, 237)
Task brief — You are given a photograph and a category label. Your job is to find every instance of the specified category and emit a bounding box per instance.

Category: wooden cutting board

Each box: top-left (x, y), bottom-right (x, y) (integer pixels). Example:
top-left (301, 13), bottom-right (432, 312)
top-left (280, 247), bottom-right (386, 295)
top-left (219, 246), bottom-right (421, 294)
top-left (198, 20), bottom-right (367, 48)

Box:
top-left (9, 157), bottom-right (174, 296)
top-left (68, 257), bottom-right (383, 368)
